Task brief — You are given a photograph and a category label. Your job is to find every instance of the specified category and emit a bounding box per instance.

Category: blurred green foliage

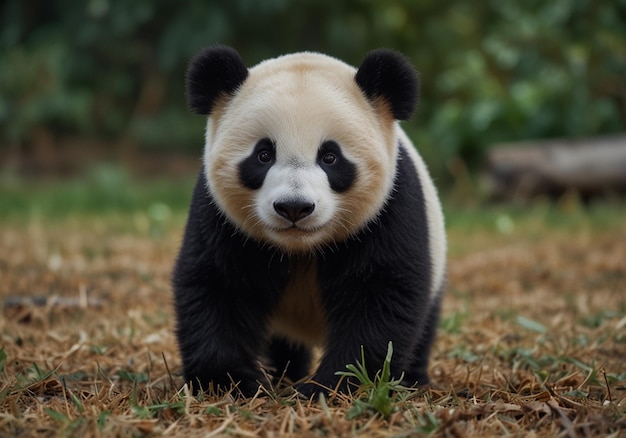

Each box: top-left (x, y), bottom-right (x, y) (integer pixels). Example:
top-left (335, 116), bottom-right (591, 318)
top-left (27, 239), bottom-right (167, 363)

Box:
top-left (1, 0), bottom-right (624, 180)
top-left (2, 165), bottom-right (624, 243)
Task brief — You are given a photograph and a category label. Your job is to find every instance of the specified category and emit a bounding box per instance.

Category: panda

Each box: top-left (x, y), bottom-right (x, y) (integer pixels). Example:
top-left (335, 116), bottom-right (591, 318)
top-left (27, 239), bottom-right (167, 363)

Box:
top-left (173, 45), bottom-right (446, 397)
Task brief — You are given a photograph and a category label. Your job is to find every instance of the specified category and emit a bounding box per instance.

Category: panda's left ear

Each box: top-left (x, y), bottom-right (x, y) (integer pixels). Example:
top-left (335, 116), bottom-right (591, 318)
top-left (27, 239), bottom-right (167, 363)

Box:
top-left (355, 49), bottom-right (419, 120)
top-left (186, 45), bottom-right (249, 115)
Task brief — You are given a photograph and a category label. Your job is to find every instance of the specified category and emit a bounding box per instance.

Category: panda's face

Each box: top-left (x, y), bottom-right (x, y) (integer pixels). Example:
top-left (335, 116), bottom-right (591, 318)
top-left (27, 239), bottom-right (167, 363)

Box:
top-left (203, 53), bottom-right (398, 253)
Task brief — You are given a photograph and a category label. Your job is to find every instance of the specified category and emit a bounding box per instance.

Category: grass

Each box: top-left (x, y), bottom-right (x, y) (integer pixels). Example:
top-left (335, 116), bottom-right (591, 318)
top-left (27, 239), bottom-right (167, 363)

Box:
top-left (336, 342), bottom-right (408, 419)
top-left (1, 173), bottom-right (625, 436)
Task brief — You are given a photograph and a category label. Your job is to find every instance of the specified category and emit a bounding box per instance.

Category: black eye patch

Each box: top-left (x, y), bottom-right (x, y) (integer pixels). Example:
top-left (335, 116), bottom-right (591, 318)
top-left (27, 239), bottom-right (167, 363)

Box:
top-left (317, 141), bottom-right (356, 193)
top-left (239, 138), bottom-right (276, 190)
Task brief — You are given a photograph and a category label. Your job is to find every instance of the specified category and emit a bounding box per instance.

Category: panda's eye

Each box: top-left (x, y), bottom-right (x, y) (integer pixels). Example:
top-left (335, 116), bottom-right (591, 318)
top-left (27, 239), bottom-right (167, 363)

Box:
top-left (258, 150), bottom-right (272, 163)
top-left (322, 153), bottom-right (337, 165)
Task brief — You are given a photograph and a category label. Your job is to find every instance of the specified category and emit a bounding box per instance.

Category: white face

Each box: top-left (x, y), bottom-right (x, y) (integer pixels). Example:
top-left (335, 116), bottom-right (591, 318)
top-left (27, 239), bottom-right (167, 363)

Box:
top-left (255, 159), bottom-right (338, 244)
top-left (203, 52), bottom-right (399, 253)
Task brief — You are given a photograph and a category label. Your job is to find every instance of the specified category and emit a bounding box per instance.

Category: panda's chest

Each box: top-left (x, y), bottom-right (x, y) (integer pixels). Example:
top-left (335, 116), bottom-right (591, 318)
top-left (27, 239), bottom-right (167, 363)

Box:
top-left (269, 257), bottom-right (326, 346)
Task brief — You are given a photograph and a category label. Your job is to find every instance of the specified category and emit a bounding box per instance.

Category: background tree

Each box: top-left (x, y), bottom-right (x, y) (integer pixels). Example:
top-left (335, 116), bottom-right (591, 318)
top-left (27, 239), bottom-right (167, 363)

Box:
top-left (1, 0), bottom-right (624, 182)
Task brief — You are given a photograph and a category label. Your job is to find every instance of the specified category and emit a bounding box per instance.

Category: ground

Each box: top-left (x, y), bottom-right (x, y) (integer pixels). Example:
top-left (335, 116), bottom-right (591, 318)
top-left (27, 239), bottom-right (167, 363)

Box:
top-left (0, 198), bottom-right (625, 437)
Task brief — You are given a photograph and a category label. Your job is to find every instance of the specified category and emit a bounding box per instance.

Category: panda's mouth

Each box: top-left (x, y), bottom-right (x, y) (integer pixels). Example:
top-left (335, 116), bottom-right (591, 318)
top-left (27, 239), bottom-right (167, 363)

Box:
top-left (282, 225), bottom-right (314, 233)
top-left (263, 221), bottom-right (333, 250)
top-left (274, 223), bottom-right (324, 234)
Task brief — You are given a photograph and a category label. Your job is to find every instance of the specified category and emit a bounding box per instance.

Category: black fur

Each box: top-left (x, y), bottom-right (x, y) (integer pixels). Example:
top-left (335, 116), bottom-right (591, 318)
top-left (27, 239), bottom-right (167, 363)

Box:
top-left (355, 49), bottom-right (419, 120)
top-left (173, 171), bottom-right (290, 395)
top-left (317, 141), bottom-right (357, 193)
top-left (173, 145), bottom-right (438, 397)
top-left (268, 338), bottom-right (312, 384)
top-left (186, 45), bottom-right (249, 115)
top-left (239, 138), bottom-right (276, 190)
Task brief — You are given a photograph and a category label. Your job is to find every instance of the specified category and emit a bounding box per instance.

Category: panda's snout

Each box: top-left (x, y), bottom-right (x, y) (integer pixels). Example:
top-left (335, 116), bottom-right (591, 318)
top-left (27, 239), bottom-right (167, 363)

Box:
top-left (273, 200), bottom-right (315, 223)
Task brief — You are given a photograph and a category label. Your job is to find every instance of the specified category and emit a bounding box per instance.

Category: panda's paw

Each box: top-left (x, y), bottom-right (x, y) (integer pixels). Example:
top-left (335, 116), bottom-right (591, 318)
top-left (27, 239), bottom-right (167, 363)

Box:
top-left (294, 381), bottom-right (330, 400)
top-left (294, 373), bottom-right (355, 400)
top-left (187, 367), bottom-right (269, 399)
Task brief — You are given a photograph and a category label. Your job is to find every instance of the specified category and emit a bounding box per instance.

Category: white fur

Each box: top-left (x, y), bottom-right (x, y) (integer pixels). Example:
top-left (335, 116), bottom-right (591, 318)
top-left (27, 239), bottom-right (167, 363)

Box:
top-left (256, 160), bottom-right (338, 239)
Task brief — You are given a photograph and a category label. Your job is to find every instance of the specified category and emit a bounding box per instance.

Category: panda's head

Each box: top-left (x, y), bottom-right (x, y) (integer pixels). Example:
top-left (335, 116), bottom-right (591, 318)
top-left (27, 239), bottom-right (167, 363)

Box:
top-left (187, 45), bottom-right (419, 253)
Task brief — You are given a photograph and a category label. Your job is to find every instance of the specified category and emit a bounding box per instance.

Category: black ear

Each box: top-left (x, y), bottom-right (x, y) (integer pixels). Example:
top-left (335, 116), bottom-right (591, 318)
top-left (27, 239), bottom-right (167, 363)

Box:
top-left (186, 45), bottom-right (249, 115)
top-left (355, 49), bottom-right (419, 120)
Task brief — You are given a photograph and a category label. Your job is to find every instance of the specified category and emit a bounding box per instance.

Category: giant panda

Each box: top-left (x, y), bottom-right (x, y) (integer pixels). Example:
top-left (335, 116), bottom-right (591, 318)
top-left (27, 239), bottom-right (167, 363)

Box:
top-left (173, 45), bottom-right (446, 397)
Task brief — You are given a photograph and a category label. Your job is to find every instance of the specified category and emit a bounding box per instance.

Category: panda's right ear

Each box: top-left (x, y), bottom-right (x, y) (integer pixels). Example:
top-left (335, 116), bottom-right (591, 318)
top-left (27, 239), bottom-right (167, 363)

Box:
top-left (186, 45), bottom-right (249, 115)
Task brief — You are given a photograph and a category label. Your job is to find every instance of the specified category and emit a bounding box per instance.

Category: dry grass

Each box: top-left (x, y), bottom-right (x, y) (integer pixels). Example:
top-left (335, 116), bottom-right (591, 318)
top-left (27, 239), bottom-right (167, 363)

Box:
top-left (1, 211), bottom-right (625, 437)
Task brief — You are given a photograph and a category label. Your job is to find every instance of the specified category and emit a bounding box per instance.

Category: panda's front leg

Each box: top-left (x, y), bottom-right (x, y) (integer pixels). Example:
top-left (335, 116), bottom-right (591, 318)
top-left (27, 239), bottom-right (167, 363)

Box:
top-left (300, 277), bottom-right (427, 396)
top-left (174, 283), bottom-right (272, 396)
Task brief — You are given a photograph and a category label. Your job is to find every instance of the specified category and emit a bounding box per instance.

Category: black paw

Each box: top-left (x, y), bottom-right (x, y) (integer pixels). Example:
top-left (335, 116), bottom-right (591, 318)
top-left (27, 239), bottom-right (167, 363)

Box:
top-left (294, 381), bottom-right (330, 399)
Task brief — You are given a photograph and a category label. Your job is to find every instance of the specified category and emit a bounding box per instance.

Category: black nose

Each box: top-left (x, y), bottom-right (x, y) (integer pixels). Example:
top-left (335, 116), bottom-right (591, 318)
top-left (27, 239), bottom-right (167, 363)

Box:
top-left (273, 200), bottom-right (315, 223)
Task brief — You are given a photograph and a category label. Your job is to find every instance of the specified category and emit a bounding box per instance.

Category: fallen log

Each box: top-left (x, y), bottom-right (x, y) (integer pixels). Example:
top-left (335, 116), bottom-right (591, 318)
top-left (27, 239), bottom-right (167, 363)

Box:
top-left (485, 135), bottom-right (626, 200)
